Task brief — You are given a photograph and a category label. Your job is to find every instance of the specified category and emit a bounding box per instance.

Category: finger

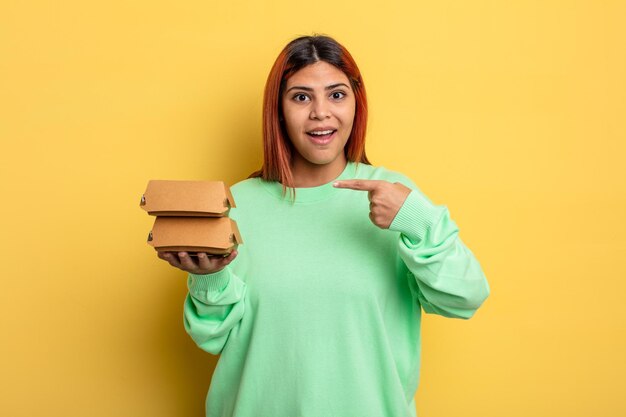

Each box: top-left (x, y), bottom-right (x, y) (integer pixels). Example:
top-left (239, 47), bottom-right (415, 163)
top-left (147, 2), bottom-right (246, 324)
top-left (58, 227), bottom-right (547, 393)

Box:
top-left (333, 179), bottom-right (383, 192)
top-left (223, 250), bottom-right (238, 265)
top-left (202, 250), bottom-right (238, 274)
top-left (213, 250), bottom-right (238, 268)
top-left (178, 252), bottom-right (198, 271)
top-left (368, 211), bottom-right (388, 229)
top-left (159, 251), bottom-right (183, 268)
top-left (196, 252), bottom-right (212, 270)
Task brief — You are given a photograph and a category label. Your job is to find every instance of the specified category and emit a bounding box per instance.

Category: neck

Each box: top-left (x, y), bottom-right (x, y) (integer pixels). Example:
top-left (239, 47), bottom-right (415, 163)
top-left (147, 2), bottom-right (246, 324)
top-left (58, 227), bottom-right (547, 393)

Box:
top-left (290, 155), bottom-right (348, 188)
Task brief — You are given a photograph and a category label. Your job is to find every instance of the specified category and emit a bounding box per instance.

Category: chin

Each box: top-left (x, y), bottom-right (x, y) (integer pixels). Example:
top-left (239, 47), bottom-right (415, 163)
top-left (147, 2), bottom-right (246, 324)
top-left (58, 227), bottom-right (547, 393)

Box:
top-left (302, 152), bottom-right (341, 166)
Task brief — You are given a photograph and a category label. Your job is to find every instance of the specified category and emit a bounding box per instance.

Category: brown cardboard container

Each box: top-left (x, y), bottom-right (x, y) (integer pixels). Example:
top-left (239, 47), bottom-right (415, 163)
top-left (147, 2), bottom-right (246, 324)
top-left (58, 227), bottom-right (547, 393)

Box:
top-left (140, 180), bottom-right (236, 217)
top-left (148, 216), bottom-right (243, 255)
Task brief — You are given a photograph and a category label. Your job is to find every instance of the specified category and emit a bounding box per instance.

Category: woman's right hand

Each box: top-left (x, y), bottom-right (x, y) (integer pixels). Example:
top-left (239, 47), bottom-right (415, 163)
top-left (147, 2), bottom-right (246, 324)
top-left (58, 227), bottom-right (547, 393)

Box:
top-left (157, 251), bottom-right (238, 275)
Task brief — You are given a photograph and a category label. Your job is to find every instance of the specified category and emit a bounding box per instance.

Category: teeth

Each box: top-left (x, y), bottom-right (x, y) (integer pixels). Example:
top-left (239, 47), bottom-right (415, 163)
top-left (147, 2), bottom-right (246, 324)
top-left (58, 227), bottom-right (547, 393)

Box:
top-left (309, 130), bottom-right (333, 136)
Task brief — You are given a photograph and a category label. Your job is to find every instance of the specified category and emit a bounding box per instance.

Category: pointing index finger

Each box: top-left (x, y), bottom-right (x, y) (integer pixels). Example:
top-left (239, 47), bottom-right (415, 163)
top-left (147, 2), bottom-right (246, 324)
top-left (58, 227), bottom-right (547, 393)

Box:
top-left (333, 179), bottom-right (382, 191)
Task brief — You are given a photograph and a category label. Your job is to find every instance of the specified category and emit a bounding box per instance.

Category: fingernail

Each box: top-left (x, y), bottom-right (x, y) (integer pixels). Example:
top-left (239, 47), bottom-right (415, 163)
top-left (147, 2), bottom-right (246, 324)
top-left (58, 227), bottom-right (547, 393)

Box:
top-left (333, 182), bottom-right (339, 187)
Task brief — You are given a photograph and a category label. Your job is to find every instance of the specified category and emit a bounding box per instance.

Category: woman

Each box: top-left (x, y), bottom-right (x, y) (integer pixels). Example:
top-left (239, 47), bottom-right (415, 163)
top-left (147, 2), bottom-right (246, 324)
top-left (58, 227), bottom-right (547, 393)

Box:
top-left (158, 35), bottom-right (490, 417)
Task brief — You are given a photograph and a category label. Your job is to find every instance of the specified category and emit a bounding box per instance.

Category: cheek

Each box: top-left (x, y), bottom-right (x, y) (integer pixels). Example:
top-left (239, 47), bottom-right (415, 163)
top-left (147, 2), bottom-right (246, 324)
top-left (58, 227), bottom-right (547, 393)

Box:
top-left (283, 114), bottom-right (301, 138)
top-left (341, 105), bottom-right (356, 131)
top-left (343, 98), bottom-right (357, 123)
top-left (283, 106), bottom-right (311, 134)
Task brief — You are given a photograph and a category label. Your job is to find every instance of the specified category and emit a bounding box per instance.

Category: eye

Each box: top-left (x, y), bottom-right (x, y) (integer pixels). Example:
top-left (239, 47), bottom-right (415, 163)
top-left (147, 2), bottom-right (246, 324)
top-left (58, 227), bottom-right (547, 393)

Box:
top-left (330, 91), bottom-right (346, 100)
top-left (292, 93), bottom-right (310, 102)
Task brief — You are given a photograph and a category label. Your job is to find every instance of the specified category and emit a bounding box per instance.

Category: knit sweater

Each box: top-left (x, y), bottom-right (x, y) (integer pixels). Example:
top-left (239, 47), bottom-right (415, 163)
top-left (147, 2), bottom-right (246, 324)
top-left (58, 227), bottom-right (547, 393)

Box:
top-left (184, 161), bottom-right (490, 417)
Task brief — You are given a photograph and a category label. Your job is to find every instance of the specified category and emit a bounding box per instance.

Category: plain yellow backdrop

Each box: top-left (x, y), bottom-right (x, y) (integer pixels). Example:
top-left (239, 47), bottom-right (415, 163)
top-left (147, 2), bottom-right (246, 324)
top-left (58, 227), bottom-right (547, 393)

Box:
top-left (1, 1), bottom-right (625, 416)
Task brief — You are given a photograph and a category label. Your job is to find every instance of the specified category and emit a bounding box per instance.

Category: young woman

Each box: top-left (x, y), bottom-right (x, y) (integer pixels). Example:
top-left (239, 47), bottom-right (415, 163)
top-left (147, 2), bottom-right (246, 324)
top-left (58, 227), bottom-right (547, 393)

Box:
top-left (158, 35), bottom-right (490, 417)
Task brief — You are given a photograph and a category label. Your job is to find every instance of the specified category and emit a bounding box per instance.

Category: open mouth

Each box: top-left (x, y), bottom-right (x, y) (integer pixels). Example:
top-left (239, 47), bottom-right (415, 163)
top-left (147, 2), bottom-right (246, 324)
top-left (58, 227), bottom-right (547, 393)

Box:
top-left (306, 129), bottom-right (337, 144)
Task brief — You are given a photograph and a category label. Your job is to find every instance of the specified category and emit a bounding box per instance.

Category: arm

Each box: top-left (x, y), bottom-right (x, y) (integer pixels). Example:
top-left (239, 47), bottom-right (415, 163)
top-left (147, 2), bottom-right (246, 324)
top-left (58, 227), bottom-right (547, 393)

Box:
top-left (389, 190), bottom-right (490, 319)
top-left (184, 267), bottom-right (246, 355)
top-left (158, 251), bottom-right (246, 355)
top-left (333, 177), bottom-right (490, 319)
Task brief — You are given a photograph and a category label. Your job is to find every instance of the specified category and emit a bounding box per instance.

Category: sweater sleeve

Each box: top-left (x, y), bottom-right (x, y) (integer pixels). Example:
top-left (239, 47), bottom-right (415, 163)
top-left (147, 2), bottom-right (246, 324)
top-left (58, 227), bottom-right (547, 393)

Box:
top-left (389, 189), bottom-right (490, 319)
top-left (183, 266), bottom-right (246, 355)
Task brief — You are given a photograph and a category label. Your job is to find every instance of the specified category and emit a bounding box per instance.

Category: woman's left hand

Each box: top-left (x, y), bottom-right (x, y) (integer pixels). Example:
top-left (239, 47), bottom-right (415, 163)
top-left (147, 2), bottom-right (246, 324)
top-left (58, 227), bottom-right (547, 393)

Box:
top-left (333, 179), bottom-right (412, 229)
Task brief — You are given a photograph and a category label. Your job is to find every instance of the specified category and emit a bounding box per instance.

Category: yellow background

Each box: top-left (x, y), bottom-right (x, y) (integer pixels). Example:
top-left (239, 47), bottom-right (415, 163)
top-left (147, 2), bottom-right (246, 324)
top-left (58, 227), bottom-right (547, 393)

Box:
top-left (1, 1), bottom-right (624, 416)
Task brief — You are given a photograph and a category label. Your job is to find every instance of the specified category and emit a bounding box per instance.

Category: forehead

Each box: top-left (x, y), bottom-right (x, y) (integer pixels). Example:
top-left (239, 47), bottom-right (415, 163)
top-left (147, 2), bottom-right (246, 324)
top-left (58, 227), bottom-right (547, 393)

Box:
top-left (285, 61), bottom-right (351, 89)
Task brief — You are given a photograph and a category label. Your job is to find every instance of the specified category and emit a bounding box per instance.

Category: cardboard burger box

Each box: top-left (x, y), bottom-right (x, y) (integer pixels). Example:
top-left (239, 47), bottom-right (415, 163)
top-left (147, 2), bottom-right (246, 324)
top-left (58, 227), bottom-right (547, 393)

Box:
top-left (148, 216), bottom-right (242, 256)
top-left (140, 180), bottom-right (243, 256)
top-left (140, 180), bottom-right (236, 217)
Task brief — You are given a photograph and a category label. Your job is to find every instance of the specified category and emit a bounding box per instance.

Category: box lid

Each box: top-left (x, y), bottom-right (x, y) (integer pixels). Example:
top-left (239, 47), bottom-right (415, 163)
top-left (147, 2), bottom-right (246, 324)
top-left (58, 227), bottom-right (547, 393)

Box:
top-left (140, 180), bottom-right (236, 217)
top-left (147, 217), bottom-right (242, 254)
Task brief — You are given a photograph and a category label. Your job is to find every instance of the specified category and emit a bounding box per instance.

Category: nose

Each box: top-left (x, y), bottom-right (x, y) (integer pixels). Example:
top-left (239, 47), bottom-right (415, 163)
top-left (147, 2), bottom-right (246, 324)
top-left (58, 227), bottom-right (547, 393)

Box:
top-left (309, 99), bottom-right (331, 120)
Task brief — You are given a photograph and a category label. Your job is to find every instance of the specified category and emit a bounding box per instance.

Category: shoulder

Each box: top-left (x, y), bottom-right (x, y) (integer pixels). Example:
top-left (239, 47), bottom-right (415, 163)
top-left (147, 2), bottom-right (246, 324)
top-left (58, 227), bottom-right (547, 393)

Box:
top-left (227, 178), bottom-right (272, 220)
top-left (231, 177), bottom-right (261, 192)
top-left (230, 177), bottom-right (266, 201)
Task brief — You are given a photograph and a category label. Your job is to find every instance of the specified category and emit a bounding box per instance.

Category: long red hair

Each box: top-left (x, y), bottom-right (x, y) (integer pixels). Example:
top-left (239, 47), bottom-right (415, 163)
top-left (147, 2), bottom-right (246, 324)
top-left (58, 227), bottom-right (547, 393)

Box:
top-left (249, 35), bottom-right (370, 193)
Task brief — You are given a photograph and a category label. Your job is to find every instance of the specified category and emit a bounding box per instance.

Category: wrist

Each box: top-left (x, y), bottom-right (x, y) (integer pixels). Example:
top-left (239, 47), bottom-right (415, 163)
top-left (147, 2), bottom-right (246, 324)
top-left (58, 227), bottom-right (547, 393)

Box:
top-left (188, 267), bottom-right (231, 293)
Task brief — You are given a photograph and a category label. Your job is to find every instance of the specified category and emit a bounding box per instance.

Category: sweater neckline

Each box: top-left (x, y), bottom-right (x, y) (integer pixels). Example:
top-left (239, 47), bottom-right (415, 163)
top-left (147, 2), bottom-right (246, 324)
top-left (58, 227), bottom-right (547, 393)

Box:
top-left (260, 161), bottom-right (358, 203)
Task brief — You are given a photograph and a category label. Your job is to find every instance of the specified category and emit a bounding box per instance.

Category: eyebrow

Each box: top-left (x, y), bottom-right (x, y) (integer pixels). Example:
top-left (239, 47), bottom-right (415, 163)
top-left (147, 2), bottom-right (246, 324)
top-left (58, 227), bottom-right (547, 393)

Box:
top-left (285, 83), bottom-right (350, 93)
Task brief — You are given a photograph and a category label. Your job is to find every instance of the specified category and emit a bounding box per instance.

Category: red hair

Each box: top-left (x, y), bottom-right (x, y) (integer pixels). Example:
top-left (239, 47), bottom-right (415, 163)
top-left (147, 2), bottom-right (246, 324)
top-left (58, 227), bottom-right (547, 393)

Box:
top-left (249, 35), bottom-right (370, 194)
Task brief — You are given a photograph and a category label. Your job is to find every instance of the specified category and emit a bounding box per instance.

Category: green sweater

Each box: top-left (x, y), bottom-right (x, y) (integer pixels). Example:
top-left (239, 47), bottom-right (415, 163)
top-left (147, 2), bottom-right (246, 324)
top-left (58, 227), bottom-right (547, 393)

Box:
top-left (184, 161), bottom-right (489, 417)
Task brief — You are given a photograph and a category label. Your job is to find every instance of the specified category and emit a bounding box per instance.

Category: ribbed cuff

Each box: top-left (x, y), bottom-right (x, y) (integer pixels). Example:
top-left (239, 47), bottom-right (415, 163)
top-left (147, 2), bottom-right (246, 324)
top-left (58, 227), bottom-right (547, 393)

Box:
top-left (389, 190), bottom-right (441, 242)
top-left (188, 268), bottom-right (231, 295)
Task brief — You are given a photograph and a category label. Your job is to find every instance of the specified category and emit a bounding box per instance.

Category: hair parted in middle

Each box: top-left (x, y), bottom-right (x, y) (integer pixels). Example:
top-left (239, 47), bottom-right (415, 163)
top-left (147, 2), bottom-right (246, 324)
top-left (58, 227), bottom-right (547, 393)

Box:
top-left (249, 35), bottom-right (370, 192)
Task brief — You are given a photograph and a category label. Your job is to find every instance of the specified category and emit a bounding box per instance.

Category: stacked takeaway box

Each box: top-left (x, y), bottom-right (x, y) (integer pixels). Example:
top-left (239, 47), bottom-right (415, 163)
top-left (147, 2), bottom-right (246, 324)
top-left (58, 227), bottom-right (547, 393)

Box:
top-left (140, 180), bottom-right (242, 257)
